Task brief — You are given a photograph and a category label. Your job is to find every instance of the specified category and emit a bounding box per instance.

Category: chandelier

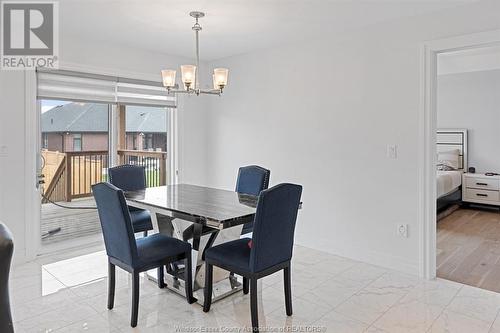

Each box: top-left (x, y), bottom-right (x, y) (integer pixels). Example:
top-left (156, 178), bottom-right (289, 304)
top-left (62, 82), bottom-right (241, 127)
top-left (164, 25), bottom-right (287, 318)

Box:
top-left (161, 11), bottom-right (228, 96)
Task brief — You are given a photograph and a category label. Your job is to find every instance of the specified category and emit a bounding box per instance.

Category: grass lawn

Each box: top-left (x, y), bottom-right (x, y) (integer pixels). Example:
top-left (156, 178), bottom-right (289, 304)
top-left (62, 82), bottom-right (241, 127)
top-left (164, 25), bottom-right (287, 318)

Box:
top-left (145, 169), bottom-right (162, 187)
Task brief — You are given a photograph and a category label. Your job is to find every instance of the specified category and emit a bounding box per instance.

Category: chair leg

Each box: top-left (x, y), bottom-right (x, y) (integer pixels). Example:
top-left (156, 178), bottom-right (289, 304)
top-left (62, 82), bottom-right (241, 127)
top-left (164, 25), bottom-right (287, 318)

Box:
top-left (143, 230), bottom-right (148, 237)
top-left (185, 253), bottom-right (196, 304)
top-left (107, 262), bottom-right (115, 310)
top-left (131, 271), bottom-right (140, 327)
top-left (284, 264), bottom-right (293, 316)
top-left (157, 266), bottom-right (165, 289)
top-left (243, 277), bottom-right (249, 295)
top-left (203, 263), bottom-right (213, 312)
top-left (250, 278), bottom-right (259, 332)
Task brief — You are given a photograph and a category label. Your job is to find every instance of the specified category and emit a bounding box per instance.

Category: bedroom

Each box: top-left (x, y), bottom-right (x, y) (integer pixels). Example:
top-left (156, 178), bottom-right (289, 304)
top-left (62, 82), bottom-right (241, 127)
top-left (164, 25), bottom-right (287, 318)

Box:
top-left (436, 45), bottom-right (500, 291)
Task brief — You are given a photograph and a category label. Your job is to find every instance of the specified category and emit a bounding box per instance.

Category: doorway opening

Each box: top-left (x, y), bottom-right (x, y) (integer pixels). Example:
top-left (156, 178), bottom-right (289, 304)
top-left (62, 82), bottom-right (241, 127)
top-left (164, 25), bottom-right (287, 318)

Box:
top-left (435, 45), bottom-right (500, 291)
top-left (420, 30), bottom-right (500, 283)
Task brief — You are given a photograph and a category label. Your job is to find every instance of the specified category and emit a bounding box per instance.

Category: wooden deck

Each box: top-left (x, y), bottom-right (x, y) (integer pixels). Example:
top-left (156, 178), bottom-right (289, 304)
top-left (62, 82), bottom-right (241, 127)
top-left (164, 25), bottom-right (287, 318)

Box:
top-left (41, 198), bottom-right (101, 245)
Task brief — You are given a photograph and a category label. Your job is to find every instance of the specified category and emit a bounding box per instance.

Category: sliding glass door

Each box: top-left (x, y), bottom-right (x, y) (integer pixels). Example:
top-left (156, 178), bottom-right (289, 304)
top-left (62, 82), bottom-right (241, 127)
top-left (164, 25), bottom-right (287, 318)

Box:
top-left (36, 70), bottom-right (176, 250)
top-left (39, 100), bottom-right (111, 245)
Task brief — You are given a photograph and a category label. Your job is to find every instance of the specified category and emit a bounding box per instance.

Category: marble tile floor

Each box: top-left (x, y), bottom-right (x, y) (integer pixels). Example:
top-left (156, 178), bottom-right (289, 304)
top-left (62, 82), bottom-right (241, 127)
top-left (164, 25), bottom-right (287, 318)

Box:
top-left (9, 244), bottom-right (500, 333)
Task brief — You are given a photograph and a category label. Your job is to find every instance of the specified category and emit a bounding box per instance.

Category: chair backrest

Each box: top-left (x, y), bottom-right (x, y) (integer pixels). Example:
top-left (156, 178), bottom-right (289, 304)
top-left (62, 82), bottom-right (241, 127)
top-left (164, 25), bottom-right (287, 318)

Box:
top-left (108, 164), bottom-right (146, 191)
top-left (92, 182), bottom-right (137, 266)
top-left (235, 165), bottom-right (270, 196)
top-left (250, 183), bottom-right (302, 272)
top-left (0, 223), bottom-right (14, 333)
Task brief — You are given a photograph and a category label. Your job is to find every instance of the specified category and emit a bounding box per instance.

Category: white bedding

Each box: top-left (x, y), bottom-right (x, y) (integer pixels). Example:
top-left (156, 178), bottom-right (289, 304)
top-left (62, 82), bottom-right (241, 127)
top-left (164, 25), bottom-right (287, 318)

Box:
top-left (437, 170), bottom-right (462, 199)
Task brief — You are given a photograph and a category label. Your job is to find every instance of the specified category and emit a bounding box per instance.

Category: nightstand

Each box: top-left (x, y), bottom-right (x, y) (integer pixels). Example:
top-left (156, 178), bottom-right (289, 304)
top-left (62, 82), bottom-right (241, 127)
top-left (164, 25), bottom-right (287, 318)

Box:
top-left (462, 173), bottom-right (500, 206)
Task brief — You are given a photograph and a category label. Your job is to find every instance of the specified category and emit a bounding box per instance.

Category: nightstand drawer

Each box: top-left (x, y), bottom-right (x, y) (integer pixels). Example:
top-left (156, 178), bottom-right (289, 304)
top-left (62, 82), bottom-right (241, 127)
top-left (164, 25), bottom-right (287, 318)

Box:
top-left (465, 188), bottom-right (500, 202)
top-left (465, 178), bottom-right (500, 190)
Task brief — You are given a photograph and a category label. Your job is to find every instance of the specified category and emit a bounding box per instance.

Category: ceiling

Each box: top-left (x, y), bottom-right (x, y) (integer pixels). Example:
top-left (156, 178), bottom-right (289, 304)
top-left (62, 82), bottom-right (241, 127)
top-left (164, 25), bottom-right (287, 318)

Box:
top-left (438, 45), bottom-right (500, 75)
top-left (60, 0), bottom-right (473, 61)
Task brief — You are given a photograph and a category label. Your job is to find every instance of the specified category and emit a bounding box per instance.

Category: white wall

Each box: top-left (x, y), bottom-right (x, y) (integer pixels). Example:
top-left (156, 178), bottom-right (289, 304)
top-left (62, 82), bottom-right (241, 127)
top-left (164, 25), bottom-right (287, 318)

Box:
top-left (438, 69), bottom-right (500, 173)
top-left (0, 71), bottom-right (28, 263)
top-left (0, 37), bottom-right (208, 263)
top-left (438, 46), bottom-right (500, 75)
top-left (203, 1), bottom-right (500, 275)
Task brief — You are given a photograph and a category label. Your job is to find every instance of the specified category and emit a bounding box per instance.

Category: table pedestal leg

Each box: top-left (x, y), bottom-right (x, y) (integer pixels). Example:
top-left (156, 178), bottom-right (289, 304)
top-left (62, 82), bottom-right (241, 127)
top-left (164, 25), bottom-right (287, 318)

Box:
top-left (145, 214), bottom-right (244, 305)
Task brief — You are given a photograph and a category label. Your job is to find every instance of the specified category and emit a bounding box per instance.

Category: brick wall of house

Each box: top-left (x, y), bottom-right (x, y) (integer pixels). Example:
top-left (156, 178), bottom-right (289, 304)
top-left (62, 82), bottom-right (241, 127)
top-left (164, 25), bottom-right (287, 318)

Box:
top-left (43, 132), bottom-right (165, 152)
top-left (46, 133), bottom-right (64, 152)
top-left (82, 133), bottom-right (108, 151)
top-left (125, 133), bottom-right (166, 151)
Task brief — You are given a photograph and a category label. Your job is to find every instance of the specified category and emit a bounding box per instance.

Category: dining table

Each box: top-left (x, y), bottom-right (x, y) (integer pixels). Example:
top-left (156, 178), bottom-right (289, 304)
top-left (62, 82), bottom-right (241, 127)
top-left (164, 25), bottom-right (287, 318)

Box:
top-left (124, 184), bottom-right (260, 305)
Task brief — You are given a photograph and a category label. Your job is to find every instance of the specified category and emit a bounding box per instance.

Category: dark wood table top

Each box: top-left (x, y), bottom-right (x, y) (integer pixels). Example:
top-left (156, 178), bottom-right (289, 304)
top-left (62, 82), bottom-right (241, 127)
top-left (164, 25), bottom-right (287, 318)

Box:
top-left (124, 184), bottom-right (258, 228)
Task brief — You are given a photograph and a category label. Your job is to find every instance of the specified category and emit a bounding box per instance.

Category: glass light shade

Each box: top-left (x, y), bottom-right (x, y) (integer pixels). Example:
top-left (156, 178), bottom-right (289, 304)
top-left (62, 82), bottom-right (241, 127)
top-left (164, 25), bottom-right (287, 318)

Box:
top-left (213, 68), bottom-right (229, 89)
top-left (181, 65), bottom-right (196, 90)
top-left (161, 70), bottom-right (176, 88)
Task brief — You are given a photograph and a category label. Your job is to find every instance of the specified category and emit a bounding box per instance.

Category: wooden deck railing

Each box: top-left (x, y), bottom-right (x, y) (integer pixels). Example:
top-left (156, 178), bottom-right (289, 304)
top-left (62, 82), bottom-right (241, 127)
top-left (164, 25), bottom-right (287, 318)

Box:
top-left (117, 149), bottom-right (167, 187)
top-left (43, 149), bottom-right (167, 202)
top-left (66, 151), bottom-right (109, 200)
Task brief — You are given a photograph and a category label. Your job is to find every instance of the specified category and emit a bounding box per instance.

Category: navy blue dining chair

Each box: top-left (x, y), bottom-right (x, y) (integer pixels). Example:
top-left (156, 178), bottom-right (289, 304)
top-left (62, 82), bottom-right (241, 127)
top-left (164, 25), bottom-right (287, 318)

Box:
top-left (236, 165), bottom-right (270, 235)
top-left (92, 182), bottom-right (195, 328)
top-left (203, 183), bottom-right (302, 332)
top-left (0, 224), bottom-right (14, 333)
top-left (108, 165), bottom-right (154, 237)
top-left (180, 165), bottom-right (270, 242)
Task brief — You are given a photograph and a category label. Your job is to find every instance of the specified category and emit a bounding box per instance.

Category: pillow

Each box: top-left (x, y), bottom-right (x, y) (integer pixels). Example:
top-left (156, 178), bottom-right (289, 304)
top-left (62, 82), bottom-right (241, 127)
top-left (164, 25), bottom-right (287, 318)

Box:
top-left (437, 163), bottom-right (456, 171)
top-left (437, 149), bottom-right (460, 169)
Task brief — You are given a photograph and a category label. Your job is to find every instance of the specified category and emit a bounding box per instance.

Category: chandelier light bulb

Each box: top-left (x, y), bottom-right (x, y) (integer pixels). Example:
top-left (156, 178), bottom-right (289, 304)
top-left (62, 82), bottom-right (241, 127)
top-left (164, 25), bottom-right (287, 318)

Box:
top-left (161, 70), bottom-right (176, 88)
top-left (181, 65), bottom-right (196, 90)
top-left (213, 68), bottom-right (229, 89)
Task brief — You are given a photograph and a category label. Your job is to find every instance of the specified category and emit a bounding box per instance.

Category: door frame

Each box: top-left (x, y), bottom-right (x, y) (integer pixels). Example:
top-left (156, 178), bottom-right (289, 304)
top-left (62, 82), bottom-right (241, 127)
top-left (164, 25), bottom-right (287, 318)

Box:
top-left (24, 62), bottom-right (179, 260)
top-left (419, 30), bottom-right (500, 279)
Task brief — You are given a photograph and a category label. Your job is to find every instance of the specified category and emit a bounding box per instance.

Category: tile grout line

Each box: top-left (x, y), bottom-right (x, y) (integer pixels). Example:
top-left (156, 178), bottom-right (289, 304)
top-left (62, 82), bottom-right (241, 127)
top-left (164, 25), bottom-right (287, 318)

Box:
top-left (424, 282), bottom-right (464, 333)
top-left (487, 305), bottom-right (500, 333)
top-left (359, 277), bottom-right (416, 331)
top-left (443, 287), bottom-right (500, 326)
top-left (305, 267), bottom-right (384, 329)
top-left (326, 270), bottom-right (392, 328)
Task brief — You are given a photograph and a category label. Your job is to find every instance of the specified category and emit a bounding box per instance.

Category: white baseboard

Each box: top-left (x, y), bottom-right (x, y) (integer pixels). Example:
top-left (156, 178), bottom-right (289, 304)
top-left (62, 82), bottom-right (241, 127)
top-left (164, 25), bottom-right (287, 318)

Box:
top-left (295, 240), bottom-right (420, 277)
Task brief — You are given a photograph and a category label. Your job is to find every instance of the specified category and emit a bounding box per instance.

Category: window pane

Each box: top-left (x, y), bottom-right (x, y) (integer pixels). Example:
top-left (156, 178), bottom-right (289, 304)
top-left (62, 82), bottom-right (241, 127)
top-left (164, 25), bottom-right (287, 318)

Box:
top-left (40, 100), bottom-right (110, 245)
top-left (120, 105), bottom-right (168, 187)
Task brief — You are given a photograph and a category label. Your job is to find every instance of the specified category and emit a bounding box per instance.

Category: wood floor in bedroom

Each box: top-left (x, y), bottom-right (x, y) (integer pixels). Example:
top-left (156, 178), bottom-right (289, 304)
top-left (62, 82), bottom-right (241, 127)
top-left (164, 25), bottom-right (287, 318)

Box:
top-left (437, 207), bottom-right (500, 292)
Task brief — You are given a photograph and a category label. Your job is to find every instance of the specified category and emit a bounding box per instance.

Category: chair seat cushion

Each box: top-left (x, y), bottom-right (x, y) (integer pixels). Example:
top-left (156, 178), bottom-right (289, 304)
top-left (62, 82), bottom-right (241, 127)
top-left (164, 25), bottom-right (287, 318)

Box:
top-left (205, 238), bottom-right (251, 272)
top-left (241, 221), bottom-right (254, 236)
top-left (129, 209), bottom-right (153, 233)
top-left (136, 234), bottom-right (191, 267)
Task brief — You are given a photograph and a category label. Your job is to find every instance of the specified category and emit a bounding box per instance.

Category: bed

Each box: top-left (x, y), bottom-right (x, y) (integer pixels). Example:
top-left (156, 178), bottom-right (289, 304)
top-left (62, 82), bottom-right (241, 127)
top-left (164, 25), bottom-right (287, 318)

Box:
top-left (437, 170), bottom-right (463, 199)
top-left (436, 129), bottom-right (467, 212)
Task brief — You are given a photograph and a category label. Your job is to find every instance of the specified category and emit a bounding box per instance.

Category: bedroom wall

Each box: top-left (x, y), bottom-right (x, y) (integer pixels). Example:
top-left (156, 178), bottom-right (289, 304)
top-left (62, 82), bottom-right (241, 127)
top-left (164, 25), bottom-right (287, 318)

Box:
top-left (0, 37), bottom-right (208, 264)
top-left (204, 1), bottom-right (500, 275)
top-left (438, 69), bottom-right (500, 173)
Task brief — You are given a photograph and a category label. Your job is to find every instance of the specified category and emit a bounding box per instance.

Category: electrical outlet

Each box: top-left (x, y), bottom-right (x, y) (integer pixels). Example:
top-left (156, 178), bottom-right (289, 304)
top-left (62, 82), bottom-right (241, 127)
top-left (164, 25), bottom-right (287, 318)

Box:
top-left (387, 144), bottom-right (397, 159)
top-left (0, 145), bottom-right (7, 157)
top-left (397, 224), bottom-right (408, 238)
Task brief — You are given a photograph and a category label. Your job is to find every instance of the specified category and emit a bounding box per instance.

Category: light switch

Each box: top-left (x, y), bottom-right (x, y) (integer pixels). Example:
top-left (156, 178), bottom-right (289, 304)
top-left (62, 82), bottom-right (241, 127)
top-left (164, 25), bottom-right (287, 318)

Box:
top-left (387, 144), bottom-right (397, 159)
top-left (0, 145), bottom-right (7, 157)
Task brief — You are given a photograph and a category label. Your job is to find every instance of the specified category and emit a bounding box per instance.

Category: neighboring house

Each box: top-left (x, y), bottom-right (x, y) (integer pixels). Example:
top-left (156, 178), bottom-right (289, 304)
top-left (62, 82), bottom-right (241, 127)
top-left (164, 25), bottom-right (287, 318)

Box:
top-left (41, 103), bottom-right (167, 152)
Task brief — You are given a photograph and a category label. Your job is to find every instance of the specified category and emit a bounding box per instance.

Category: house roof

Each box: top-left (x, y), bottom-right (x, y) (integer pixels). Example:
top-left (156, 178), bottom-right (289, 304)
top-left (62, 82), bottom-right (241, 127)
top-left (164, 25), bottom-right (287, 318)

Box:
top-left (41, 103), bottom-right (167, 133)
